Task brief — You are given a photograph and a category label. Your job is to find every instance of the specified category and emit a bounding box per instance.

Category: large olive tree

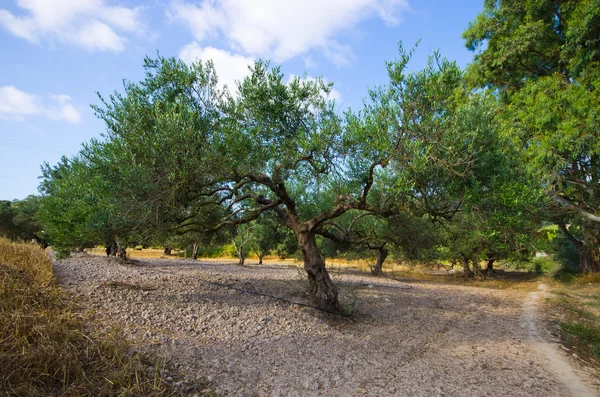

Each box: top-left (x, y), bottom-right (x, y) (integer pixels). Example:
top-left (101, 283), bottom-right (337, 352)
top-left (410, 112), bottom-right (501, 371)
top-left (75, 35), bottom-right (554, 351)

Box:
top-left (41, 48), bottom-right (508, 311)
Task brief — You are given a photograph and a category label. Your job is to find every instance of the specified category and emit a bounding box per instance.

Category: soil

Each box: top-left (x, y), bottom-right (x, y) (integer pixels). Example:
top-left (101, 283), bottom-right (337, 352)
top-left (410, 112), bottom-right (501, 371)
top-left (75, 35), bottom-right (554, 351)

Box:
top-left (52, 253), bottom-right (600, 396)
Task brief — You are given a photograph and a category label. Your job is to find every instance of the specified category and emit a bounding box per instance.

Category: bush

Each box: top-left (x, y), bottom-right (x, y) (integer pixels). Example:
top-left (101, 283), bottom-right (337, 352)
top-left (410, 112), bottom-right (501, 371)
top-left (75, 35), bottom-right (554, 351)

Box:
top-left (531, 256), bottom-right (561, 274)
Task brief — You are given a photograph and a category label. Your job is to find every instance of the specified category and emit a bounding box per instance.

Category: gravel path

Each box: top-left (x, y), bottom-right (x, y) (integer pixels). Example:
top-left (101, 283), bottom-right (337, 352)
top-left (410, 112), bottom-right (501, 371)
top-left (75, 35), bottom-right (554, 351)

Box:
top-left (53, 253), bottom-right (599, 396)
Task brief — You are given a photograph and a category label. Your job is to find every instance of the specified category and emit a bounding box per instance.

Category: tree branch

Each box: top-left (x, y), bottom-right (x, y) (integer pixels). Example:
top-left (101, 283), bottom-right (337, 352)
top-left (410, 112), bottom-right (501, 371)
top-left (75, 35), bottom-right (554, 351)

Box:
top-left (557, 221), bottom-right (582, 249)
top-left (549, 192), bottom-right (600, 223)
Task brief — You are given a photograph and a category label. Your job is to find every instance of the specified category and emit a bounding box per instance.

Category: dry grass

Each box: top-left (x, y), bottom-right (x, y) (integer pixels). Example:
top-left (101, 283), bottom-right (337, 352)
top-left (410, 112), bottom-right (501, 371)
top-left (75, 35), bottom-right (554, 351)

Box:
top-left (0, 238), bottom-right (179, 397)
top-left (86, 247), bottom-right (546, 292)
top-left (85, 247), bottom-right (301, 266)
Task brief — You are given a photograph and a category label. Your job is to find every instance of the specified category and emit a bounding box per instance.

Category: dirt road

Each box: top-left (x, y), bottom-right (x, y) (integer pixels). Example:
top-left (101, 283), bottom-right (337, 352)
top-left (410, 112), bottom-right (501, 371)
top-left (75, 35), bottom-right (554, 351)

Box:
top-left (53, 254), bottom-right (599, 396)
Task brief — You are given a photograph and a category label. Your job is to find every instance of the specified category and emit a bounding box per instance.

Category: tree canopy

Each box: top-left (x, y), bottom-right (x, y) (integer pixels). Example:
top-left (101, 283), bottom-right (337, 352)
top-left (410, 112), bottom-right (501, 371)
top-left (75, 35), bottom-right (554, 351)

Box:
top-left (464, 0), bottom-right (600, 272)
top-left (39, 44), bottom-right (536, 310)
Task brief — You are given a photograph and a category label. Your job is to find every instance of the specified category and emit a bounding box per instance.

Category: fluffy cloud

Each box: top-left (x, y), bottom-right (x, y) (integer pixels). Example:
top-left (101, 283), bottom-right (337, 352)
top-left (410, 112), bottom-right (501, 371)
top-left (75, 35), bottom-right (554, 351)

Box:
top-left (169, 0), bottom-right (410, 66)
top-left (0, 86), bottom-right (81, 124)
top-left (178, 44), bottom-right (343, 103)
top-left (0, 0), bottom-right (144, 52)
top-left (179, 43), bottom-right (254, 93)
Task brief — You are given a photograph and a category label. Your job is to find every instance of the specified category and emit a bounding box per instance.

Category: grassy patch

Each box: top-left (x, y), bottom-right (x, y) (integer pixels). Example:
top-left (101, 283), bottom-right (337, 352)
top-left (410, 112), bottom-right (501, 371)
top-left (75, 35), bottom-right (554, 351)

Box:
top-left (0, 238), bottom-right (181, 396)
top-left (546, 276), bottom-right (600, 365)
top-left (386, 268), bottom-right (543, 291)
top-left (559, 322), bottom-right (600, 362)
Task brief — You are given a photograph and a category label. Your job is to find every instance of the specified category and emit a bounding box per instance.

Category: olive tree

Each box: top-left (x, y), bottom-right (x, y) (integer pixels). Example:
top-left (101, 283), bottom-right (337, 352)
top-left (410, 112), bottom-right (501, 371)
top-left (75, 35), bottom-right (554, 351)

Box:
top-left (41, 48), bottom-right (509, 311)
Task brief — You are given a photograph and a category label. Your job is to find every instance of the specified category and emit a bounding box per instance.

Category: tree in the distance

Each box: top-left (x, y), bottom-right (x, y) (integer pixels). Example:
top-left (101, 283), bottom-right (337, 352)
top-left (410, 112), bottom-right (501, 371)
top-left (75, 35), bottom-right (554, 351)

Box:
top-left (0, 196), bottom-right (48, 246)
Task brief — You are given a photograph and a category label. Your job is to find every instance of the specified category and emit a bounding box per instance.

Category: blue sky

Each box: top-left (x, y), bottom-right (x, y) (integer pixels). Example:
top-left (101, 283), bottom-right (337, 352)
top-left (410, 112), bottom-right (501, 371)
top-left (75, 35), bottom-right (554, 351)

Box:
top-left (0, 0), bottom-right (484, 200)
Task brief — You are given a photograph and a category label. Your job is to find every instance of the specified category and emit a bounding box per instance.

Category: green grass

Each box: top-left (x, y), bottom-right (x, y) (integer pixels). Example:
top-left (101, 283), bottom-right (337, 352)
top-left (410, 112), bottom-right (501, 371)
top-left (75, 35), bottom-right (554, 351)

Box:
top-left (0, 238), bottom-right (181, 396)
top-left (559, 322), bottom-right (600, 362)
top-left (546, 276), bottom-right (600, 365)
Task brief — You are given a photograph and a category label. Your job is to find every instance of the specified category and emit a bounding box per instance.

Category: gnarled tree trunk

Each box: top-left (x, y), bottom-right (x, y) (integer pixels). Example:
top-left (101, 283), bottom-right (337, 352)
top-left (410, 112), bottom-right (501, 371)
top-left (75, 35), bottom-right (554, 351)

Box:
top-left (118, 246), bottom-right (127, 260)
top-left (371, 245), bottom-right (388, 276)
top-left (472, 259), bottom-right (483, 279)
top-left (163, 247), bottom-right (172, 255)
top-left (486, 258), bottom-right (495, 273)
top-left (108, 241), bottom-right (118, 256)
top-left (297, 230), bottom-right (340, 312)
top-left (580, 246), bottom-right (600, 273)
top-left (461, 257), bottom-right (473, 278)
top-left (258, 253), bottom-right (264, 265)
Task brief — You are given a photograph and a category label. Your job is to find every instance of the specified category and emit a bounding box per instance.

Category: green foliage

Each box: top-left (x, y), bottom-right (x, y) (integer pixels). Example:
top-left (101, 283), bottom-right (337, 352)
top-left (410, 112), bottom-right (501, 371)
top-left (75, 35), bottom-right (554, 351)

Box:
top-left (531, 256), bottom-right (562, 274)
top-left (250, 214), bottom-right (288, 258)
top-left (553, 227), bottom-right (582, 272)
top-left (0, 196), bottom-right (47, 245)
top-left (464, 0), bottom-right (600, 90)
top-left (274, 228), bottom-right (299, 259)
top-left (464, 0), bottom-right (600, 272)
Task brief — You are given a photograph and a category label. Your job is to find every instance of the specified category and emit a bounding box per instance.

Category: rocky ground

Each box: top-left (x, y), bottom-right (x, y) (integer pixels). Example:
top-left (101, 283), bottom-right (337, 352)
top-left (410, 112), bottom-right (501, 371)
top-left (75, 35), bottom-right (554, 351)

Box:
top-left (52, 253), bottom-right (600, 396)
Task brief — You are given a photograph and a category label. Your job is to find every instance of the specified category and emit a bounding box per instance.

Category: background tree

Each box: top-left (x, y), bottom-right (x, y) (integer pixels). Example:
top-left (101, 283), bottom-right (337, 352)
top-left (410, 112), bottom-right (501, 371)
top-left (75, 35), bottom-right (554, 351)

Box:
top-left (464, 0), bottom-right (600, 272)
top-left (0, 196), bottom-right (48, 246)
top-left (231, 223), bottom-right (256, 266)
top-left (250, 214), bottom-right (287, 264)
top-left (39, 156), bottom-right (122, 258)
top-left (319, 211), bottom-right (439, 275)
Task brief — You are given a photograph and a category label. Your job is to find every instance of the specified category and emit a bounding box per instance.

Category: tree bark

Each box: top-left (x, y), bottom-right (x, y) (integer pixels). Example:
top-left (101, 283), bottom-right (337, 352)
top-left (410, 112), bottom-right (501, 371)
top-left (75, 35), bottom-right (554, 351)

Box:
top-left (258, 253), bottom-right (264, 265)
top-left (297, 230), bottom-right (340, 312)
top-left (238, 251), bottom-right (245, 266)
top-left (579, 224), bottom-right (600, 273)
top-left (163, 247), bottom-right (172, 255)
top-left (371, 246), bottom-right (389, 276)
top-left (461, 257), bottom-right (473, 278)
top-left (192, 243), bottom-right (199, 260)
top-left (486, 258), bottom-right (495, 272)
top-left (109, 241), bottom-right (118, 256)
top-left (472, 259), bottom-right (483, 279)
top-left (561, 222), bottom-right (600, 273)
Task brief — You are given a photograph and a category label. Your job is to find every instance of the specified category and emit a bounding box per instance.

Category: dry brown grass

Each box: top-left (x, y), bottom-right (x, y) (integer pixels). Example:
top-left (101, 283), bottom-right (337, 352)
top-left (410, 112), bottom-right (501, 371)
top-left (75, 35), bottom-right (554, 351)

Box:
top-left (86, 247), bottom-right (545, 292)
top-left (0, 238), bottom-right (179, 397)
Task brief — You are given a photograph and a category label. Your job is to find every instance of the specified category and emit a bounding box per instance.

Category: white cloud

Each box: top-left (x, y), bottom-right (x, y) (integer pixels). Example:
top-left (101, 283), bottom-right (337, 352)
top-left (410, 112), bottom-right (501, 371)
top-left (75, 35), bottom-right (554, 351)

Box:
top-left (76, 20), bottom-right (125, 52)
top-left (169, 0), bottom-right (410, 66)
top-left (303, 55), bottom-right (317, 69)
top-left (178, 44), bottom-right (343, 103)
top-left (0, 86), bottom-right (81, 124)
top-left (0, 0), bottom-right (144, 52)
top-left (179, 42), bottom-right (254, 93)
